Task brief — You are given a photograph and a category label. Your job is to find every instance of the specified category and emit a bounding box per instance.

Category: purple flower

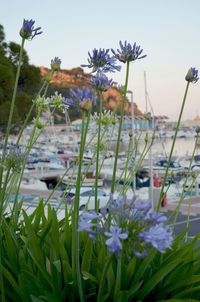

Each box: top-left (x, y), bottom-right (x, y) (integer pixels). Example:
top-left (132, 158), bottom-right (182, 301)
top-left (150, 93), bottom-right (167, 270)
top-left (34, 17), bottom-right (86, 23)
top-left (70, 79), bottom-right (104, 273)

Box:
top-left (66, 87), bottom-right (98, 111)
top-left (78, 211), bottom-right (99, 240)
top-left (145, 211), bottom-right (167, 224)
top-left (51, 57), bottom-right (61, 71)
top-left (19, 19), bottom-right (42, 40)
top-left (108, 193), bottom-right (126, 213)
top-left (82, 48), bottom-right (121, 73)
top-left (89, 72), bottom-right (113, 91)
top-left (111, 41), bottom-right (146, 63)
top-left (62, 97), bottom-right (74, 108)
top-left (130, 200), bottom-right (152, 220)
top-left (105, 226), bottom-right (128, 254)
top-left (139, 224), bottom-right (173, 253)
top-left (185, 67), bottom-right (199, 83)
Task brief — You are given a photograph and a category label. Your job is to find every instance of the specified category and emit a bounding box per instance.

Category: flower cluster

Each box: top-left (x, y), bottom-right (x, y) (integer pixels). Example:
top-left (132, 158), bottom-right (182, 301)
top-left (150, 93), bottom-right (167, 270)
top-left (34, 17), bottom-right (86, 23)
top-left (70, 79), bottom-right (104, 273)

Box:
top-left (19, 19), bottom-right (42, 40)
top-left (35, 96), bottom-right (49, 112)
top-left (111, 41), bottom-right (147, 63)
top-left (65, 87), bottom-right (97, 112)
top-left (78, 194), bottom-right (173, 257)
top-left (89, 72), bottom-right (114, 92)
top-left (92, 110), bottom-right (116, 126)
top-left (48, 91), bottom-right (65, 110)
top-left (82, 48), bottom-right (121, 73)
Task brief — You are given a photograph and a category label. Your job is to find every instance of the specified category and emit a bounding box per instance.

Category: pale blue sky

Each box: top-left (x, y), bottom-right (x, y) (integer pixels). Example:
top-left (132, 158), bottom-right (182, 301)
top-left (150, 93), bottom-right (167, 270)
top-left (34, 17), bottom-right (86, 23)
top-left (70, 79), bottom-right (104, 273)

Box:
top-left (1, 0), bottom-right (200, 120)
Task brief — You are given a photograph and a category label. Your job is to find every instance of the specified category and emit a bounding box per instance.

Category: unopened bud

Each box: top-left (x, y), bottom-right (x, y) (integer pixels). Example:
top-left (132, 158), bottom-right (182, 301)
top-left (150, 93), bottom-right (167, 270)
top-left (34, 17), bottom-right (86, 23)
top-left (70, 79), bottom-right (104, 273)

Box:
top-left (80, 99), bottom-right (92, 112)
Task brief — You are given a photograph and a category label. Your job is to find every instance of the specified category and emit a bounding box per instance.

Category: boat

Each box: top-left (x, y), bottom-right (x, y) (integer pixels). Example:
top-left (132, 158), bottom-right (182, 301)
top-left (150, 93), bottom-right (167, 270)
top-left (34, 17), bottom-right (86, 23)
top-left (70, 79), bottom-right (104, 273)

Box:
top-left (62, 172), bottom-right (104, 187)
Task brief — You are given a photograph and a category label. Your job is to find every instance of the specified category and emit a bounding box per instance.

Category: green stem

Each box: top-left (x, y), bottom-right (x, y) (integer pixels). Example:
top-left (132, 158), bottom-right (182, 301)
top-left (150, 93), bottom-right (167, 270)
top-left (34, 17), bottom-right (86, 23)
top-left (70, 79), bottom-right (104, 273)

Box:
top-left (114, 254), bottom-right (122, 300)
top-left (2, 38), bottom-right (25, 157)
top-left (72, 112), bottom-right (87, 302)
top-left (156, 81), bottom-right (190, 210)
top-left (121, 135), bottom-right (133, 195)
top-left (16, 80), bottom-right (48, 146)
top-left (95, 94), bottom-right (103, 211)
top-left (170, 132), bottom-right (199, 230)
top-left (111, 62), bottom-right (130, 193)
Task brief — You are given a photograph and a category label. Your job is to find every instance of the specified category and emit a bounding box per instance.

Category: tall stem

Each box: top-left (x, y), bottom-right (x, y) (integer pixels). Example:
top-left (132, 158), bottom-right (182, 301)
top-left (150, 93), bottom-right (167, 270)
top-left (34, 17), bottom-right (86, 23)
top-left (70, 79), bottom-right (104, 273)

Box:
top-left (72, 112), bottom-right (88, 302)
top-left (95, 94), bottom-right (103, 212)
top-left (111, 62), bottom-right (130, 193)
top-left (156, 81), bottom-right (190, 210)
top-left (2, 38), bottom-right (25, 157)
top-left (16, 80), bottom-right (48, 146)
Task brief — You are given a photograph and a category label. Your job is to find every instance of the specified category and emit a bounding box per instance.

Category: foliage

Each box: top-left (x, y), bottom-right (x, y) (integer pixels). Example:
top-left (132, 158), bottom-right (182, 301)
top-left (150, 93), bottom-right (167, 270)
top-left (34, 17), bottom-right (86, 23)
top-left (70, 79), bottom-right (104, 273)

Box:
top-left (1, 203), bottom-right (200, 301)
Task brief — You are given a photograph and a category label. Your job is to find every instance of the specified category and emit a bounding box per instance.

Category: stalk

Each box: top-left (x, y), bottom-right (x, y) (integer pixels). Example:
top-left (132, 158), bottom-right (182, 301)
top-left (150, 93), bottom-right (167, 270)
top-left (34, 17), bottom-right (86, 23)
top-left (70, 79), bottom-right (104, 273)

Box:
top-left (2, 38), bottom-right (25, 157)
top-left (16, 80), bottom-right (48, 146)
top-left (71, 112), bottom-right (88, 302)
top-left (156, 82), bottom-right (190, 210)
top-left (95, 94), bottom-right (103, 211)
top-left (111, 62), bottom-right (130, 193)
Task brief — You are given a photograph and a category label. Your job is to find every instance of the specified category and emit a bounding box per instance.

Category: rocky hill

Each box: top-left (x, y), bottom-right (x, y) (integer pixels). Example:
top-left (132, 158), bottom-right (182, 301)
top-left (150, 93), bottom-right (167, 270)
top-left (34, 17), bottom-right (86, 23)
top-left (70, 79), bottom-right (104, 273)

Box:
top-left (40, 66), bottom-right (143, 116)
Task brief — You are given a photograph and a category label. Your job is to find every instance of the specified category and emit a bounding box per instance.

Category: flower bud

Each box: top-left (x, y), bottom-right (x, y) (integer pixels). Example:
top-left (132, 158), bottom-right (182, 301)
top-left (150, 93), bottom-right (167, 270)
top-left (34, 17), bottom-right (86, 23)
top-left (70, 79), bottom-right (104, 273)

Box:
top-left (80, 99), bottom-right (92, 112)
top-left (185, 67), bottom-right (199, 83)
top-left (51, 57), bottom-right (61, 71)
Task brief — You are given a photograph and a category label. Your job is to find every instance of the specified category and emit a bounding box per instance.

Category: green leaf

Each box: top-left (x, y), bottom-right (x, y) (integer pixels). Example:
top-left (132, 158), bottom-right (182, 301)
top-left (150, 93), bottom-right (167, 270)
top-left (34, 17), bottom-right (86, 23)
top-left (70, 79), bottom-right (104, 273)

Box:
top-left (107, 260), bottom-right (115, 293)
top-left (1, 264), bottom-right (20, 297)
top-left (81, 238), bottom-right (93, 273)
top-left (126, 255), bottom-right (136, 286)
top-left (136, 259), bottom-right (180, 300)
top-left (115, 290), bottom-right (129, 302)
top-left (82, 271), bottom-right (98, 284)
top-left (30, 295), bottom-right (46, 302)
top-left (132, 248), bottom-right (157, 284)
top-left (173, 285), bottom-right (200, 299)
top-left (22, 210), bottom-right (44, 264)
top-left (158, 299), bottom-right (200, 302)
top-left (162, 275), bottom-right (200, 296)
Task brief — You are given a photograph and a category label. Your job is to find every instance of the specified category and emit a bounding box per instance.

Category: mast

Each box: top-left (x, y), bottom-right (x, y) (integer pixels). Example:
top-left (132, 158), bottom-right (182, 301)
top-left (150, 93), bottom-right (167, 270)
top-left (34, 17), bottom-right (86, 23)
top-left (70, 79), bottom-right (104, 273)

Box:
top-left (144, 71), bottom-right (154, 208)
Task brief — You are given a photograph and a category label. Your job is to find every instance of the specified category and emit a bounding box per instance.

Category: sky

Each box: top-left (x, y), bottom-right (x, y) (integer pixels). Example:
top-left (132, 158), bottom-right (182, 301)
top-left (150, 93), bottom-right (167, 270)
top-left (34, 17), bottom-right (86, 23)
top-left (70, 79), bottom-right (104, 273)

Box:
top-left (1, 0), bottom-right (200, 121)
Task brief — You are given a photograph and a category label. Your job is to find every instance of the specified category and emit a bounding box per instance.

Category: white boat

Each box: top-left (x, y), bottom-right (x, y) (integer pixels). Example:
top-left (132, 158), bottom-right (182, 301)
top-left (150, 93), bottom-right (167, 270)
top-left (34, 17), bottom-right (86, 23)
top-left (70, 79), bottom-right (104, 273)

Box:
top-left (62, 173), bottom-right (104, 187)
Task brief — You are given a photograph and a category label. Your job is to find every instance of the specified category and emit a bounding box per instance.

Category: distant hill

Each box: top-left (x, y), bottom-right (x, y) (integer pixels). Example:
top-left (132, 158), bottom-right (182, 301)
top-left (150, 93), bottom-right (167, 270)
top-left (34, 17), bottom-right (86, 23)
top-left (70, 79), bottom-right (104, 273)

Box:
top-left (40, 66), bottom-right (143, 116)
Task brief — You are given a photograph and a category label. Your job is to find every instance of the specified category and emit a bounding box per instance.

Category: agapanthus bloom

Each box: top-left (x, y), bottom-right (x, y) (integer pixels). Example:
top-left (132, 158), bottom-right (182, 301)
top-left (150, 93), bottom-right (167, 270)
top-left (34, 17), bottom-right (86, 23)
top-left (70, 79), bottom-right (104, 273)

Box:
top-left (51, 57), bottom-right (61, 71)
top-left (82, 48), bottom-right (121, 73)
top-left (111, 41), bottom-right (146, 63)
top-left (92, 110), bottom-right (116, 126)
top-left (35, 96), bottom-right (48, 112)
top-left (62, 98), bottom-right (75, 109)
top-left (105, 226), bottom-right (128, 254)
top-left (78, 194), bottom-right (173, 258)
top-left (19, 19), bottom-right (42, 40)
top-left (89, 72), bottom-right (113, 91)
top-left (48, 92), bottom-right (66, 110)
top-left (78, 211), bottom-right (101, 240)
top-left (139, 224), bottom-right (173, 253)
top-left (65, 87), bottom-right (98, 111)
top-left (185, 67), bottom-right (199, 83)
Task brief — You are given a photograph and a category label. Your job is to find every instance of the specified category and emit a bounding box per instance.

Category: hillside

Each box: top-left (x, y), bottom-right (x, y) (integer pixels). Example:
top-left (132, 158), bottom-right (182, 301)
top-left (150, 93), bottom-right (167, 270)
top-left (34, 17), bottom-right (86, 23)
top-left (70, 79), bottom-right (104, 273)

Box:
top-left (40, 66), bottom-right (143, 116)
